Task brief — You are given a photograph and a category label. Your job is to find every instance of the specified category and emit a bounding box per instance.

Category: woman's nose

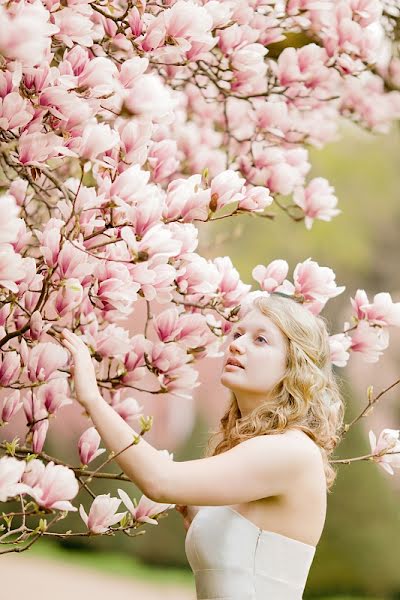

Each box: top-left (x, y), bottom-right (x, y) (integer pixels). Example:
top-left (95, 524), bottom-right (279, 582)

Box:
top-left (228, 337), bottom-right (245, 354)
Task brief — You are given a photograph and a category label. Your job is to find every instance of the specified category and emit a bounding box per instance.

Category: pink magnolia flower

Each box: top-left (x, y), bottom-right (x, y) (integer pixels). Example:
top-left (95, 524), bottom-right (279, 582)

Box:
top-left (141, 0), bottom-right (214, 58)
top-left (293, 258), bottom-right (345, 304)
top-left (29, 310), bottom-right (45, 341)
top-left (118, 118), bottom-right (152, 166)
top-left (77, 57), bottom-right (118, 97)
top-left (39, 87), bottom-right (94, 132)
top-left (160, 363), bottom-right (200, 399)
top-left (329, 333), bottom-right (352, 367)
top-left (27, 342), bottom-right (69, 382)
top-left (148, 140), bottom-right (179, 182)
top-left (36, 218), bottom-right (64, 268)
top-left (293, 178), bottom-right (340, 229)
top-left (0, 351), bottom-right (21, 386)
top-left (347, 320), bottom-right (389, 363)
top-left (352, 291), bottom-right (400, 327)
top-left (176, 255), bottom-right (221, 296)
top-left (17, 132), bottom-right (65, 168)
top-left (37, 379), bottom-right (71, 415)
top-left (177, 312), bottom-right (213, 348)
top-left (78, 427), bottom-right (106, 465)
top-left (32, 461), bottom-right (79, 512)
top-left (351, 289), bottom-right (369, 320)
top-left (276, 44), bottom-right (329, 88)
top-left (1, 390), bottom-right (23, 424)
top-left (93, 263), bottom-right (140, 314)
top-left (122, 335), bottom-right (153, 385)
top-left (79, 494), bottom-right (127, 533)
top-left (0, 1), bottom-right (58, 67)
top-left (109, 392), bottom-right (143, 423)
top-left (78, 122), bottom-right (119, 161)
top-left (0, 244), bottom-right (27, 293)
top-left (238, 186), bottom-right (272, 212)
top-left (209, 170), bottom-right (245, 212)
top-left (0, 194), bottom-right (23, 244)
top-left (55, 278), bottom-right (84, 317)
top-left (21, 458), bottom-right (44, 491)
top-left (0, 92), bottom-right (33, 132)
top-left (151, 342), bottom-right (188, 374)
top-left (57, 241), bottom-right (93, 279)
top-left (0, 456), bottom-right (32, 502)
top-left (124, 74), bottom-right (175, 122)
top-left (164, 175), bottom-right (210, 222)
top-left (231, 43), bottom-right (268, 83)
top-left (118, 488), bottom-right (174, 525)
top-left (369, 428), bottom-right (400, 475)
top-left (32, 419), bottom-right (49, 453)
top-left (53, 6), bottom-right (96, 48)
top-left (213, 256), bottom-right (251, 307)
top-left (87, 324), bottom-right (132, 358)
top-left (153, 308), bottom-right (182, 342)
top-left (252, 259), bottom-right (289, 292)
top-left (23, 390), bottom-right (48, 425)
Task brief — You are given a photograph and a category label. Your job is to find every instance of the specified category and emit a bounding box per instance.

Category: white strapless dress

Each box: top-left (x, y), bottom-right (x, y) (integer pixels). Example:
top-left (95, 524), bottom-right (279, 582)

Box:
top-left (185, 506), bottom-right (316, 600)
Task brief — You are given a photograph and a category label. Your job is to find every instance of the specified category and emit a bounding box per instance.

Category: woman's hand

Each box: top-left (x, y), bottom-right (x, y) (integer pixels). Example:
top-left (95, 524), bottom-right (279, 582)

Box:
top-left (60, 329), bottom-right (102, 410)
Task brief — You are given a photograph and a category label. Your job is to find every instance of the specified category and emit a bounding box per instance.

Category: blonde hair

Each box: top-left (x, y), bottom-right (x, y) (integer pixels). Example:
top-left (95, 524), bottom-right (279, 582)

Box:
top-left (204, 293), bottom-right (345, 493)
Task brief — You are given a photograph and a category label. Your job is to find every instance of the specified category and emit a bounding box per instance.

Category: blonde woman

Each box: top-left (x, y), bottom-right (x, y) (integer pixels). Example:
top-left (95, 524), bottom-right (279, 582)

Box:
top-left (61, 292), bottom-right (345, 600)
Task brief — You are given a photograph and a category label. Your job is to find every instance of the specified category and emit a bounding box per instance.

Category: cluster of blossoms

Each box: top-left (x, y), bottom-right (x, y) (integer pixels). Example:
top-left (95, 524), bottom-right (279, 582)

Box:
top-left (1, 0), bottom-right (400, 544)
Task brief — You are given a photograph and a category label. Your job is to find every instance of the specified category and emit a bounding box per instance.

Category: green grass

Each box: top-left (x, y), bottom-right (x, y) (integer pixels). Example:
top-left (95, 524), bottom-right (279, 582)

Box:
top-left (2, 538), bottom-right (385, 598)
top-left (3, 537), bottom-right (194, 587)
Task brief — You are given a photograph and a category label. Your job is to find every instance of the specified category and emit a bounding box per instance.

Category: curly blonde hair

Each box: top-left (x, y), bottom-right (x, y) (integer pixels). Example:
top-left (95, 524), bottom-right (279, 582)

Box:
top-left (204, 293), bottom-right (345, 493)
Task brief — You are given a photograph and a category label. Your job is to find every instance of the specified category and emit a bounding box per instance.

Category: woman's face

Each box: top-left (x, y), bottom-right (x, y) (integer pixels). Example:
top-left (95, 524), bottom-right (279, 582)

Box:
top-left (220, 308), bottom-right (288, 399)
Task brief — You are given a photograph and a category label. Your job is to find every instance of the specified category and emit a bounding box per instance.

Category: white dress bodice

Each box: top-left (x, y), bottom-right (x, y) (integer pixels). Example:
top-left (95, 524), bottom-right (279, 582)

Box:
top-left (185, 506), bottom-right (316, 600)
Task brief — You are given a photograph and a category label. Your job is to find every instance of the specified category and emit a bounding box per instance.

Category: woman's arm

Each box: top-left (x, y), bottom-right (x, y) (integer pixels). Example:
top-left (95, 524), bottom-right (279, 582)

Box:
top-left (61, 329), bottom-right (171, 499)
top-left (61, 330), bottom-right (315, 506)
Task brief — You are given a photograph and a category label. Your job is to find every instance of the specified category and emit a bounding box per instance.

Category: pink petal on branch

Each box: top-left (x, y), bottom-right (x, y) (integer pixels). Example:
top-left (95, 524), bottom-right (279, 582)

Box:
top-left (34, 461), bottom-right (79, 512)
top-left (78, 427), bottom-right (106, 466)
top-left (369, 428), bottom-right (400, 475)
top-left (0, 456), bottom-right (33, 503)
top-left (79, 494), bottom-right (127, 533)
top-left (27, 342), bottom-right (69, 382)
top-left (118, 488), bottom-right (174, 525)
top-left (32, 419), bottom-right (49, 453)
top-left (0, 351), bottom-right (21, 386)
top-left (1, 390), bottom-right (23, 424)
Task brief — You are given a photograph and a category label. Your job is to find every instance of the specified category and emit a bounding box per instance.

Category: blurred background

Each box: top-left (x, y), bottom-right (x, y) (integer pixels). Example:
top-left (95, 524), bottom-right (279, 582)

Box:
top-left (3, 121), bottom-right (400, 599)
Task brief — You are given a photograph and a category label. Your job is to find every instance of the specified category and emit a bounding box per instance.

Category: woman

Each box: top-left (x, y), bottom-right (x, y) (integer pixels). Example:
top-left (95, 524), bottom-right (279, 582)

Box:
top-left (61, 292), bottom-right (345, 600)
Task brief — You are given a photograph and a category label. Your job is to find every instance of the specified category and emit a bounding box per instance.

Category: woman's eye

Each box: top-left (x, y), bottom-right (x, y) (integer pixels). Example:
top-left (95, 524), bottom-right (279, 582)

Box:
top-left (232, 332), bottom-right (241, 339)
top-left (257, 336), bottom-right (268, 343)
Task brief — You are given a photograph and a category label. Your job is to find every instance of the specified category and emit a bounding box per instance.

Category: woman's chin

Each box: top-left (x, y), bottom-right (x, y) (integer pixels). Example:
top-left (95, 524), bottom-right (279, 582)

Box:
top-left (220, 371), bottom-right (240, 389)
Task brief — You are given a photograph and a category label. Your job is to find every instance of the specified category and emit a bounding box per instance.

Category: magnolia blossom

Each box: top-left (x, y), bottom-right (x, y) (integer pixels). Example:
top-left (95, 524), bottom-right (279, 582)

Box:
top-left (347, 320), bottom-right (389, 363)
top-left (293, 178), bottom-right (340, 229)
top-left (109, 392), bottom-right (144, 423)
top-left (0, 195), bottom-right (22, 244)
top-left (252, 260), bottom-right (289, 293)
top-left (27, 342), bottom-right (68, 382)
top-left (1, 390), bottom-right (23, 424)
top-left (118, 488), bottom-right (174, 525)
top-left (293, 258), bottom-right (345, 307)
top-left (31, 461), bottom-right (79, 512)
top-left (329, 333), bottom-right (352, 367)
top-left (0, 457), bottom-right (33, 502)
top-left (79, 494), bottom-right (127, 533)
top-left (78, 427), bottom-right (106, 465)
top-left (351, 290), bottom-right (400, 327)
top-left (369, 429), bottom-right (400, 475)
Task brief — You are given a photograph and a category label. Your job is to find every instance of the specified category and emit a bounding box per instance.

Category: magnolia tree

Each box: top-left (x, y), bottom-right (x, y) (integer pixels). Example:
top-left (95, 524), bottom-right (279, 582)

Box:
top-left (1, 0), bottom-right (400, 552)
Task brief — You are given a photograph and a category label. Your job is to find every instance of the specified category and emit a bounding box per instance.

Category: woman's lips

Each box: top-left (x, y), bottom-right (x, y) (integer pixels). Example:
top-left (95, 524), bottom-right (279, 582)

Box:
top-left (224, 363), bottom-right (244, 370)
